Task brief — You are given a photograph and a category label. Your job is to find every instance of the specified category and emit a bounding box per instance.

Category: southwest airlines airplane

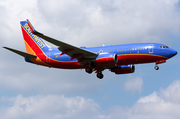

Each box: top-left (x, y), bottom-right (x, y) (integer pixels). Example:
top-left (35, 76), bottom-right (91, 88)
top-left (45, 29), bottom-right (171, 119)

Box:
top-left (3, 20), bottom-right (177, 79)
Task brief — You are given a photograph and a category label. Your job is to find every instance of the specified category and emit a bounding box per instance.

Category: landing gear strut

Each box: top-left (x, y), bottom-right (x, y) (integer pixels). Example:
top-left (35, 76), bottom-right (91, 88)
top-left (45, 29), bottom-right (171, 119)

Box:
top-left (85, 67), bottom-right (93, 74)
top-left (154, 60), bottom-right (166, 70)
top-left (97, 72), bottom-right (104, 79)
top-left (86, 66), bottom-right (104, 79)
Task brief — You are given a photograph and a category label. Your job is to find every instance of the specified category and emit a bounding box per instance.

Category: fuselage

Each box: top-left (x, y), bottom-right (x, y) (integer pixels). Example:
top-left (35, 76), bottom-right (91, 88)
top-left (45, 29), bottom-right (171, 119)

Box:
top-left (26, 43), bottom-right (177, 69)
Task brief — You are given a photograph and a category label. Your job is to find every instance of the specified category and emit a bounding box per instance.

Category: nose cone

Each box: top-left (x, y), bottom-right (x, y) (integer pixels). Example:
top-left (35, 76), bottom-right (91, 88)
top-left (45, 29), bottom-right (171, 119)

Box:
top-left (169, 49), bottom-right (177, 58)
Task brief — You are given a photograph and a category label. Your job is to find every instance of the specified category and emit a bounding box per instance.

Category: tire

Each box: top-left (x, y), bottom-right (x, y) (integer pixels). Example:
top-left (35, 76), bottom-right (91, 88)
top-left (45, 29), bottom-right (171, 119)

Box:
top-left (97, 73), bottom-right (104, 79)
top-left (155, 66), bottom-right (159, 70)
top-left (85, 67), bottom-right (92, 74)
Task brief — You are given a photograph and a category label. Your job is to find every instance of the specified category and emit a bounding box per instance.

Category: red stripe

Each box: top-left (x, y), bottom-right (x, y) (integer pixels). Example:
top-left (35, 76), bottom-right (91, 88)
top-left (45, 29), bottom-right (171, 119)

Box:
top-left (21, 26), bottom-right (43, 55)
top-left (21, 25), bottom-right (49, 66)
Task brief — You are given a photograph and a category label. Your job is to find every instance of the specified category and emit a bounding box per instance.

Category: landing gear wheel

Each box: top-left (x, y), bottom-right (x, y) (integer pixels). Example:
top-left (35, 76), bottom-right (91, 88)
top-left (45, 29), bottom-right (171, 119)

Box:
top-left (155, 66), bottom-right (159, 70)
top-left (97, 73), bottom-right (104, 79)
top-left (85, 67), bottom-right (93, 74)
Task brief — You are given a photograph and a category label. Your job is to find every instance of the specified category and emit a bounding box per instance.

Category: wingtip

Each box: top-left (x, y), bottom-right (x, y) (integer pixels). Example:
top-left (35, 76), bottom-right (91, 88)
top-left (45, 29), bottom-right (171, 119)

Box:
top-left (3, 47), bottom-right (11, 50)
top-left (26, 19), bottom-right (37, 34)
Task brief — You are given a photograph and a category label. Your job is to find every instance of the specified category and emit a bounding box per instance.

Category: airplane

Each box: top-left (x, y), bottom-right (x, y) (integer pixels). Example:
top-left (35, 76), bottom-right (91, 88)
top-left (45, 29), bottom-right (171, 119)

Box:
top-left (3, 19), bottom-right (177, 79)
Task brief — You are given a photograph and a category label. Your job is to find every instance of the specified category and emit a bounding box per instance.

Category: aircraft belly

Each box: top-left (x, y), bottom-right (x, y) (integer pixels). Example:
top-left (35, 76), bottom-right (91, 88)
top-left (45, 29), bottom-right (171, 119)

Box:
top-left (117, 54), bottom-right (167, 65)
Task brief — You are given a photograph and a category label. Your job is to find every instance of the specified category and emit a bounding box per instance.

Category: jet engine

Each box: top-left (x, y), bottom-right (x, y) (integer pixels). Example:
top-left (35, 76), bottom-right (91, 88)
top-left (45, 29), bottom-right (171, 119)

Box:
top-left (111, 65), bottom-right (135, 74)
top-left (95, 53), bottom-right (118, 66)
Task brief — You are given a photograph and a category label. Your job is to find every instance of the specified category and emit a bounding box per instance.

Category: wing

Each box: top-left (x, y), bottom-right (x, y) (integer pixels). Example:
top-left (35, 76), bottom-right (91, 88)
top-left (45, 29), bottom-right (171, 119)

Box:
top-left (3, 47), bottom-right (37, 58)
top-left (27, 19), bottom-right (97, 65)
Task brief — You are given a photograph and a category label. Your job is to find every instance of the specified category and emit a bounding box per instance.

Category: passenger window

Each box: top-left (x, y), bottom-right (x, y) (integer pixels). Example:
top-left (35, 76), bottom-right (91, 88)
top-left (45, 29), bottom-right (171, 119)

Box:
top-left (132, 48), bottom-right (134, 50)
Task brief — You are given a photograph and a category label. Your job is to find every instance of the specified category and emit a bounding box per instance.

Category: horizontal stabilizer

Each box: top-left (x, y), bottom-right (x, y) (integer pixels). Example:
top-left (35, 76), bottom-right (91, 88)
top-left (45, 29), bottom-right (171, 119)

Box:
top-left (3, 47), bottom-right (37, 58)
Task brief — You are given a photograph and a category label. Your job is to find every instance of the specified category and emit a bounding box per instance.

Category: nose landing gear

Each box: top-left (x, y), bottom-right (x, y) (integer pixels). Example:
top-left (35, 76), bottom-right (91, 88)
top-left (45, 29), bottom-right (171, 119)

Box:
top-left (154, 59), bottom-right (166, 70)
top-left (154, 65), bottom-right (159, 70)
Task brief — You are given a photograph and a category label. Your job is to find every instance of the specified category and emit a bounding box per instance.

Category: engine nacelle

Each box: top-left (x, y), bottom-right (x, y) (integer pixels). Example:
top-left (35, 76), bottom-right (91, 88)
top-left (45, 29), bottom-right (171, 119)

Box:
top-left (95, 53), bottom-right (118, 66)
top-left (111, 65), bottom-right (135, 74)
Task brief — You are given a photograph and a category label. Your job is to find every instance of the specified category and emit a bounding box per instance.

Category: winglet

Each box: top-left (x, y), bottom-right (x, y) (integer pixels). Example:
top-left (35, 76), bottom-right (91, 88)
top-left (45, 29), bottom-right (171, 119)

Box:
top-left (26, 19), bottom-right (38, 34)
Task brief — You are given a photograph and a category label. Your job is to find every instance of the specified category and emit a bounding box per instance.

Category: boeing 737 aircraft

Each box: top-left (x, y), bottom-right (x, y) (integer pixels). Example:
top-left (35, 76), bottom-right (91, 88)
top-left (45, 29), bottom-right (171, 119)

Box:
top-left (3, 20), bottom-right (177, 79)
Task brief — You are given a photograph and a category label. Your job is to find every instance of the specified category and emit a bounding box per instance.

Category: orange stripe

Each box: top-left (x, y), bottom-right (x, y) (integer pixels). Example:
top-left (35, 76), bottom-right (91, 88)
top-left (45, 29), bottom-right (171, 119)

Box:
top-left (24, 40), bottom-right (35, 55)
top-left (24, 39), bottom-right (50, 66)
top-left (21, 25), bottom-right (44, 54)
top-left (30, 57), bottom-right (50, 67)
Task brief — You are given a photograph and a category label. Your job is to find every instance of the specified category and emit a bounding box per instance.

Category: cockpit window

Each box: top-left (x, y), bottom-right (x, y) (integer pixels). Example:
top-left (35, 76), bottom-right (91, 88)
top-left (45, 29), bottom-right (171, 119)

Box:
top-left (160, 46), bottom-right (169, 48)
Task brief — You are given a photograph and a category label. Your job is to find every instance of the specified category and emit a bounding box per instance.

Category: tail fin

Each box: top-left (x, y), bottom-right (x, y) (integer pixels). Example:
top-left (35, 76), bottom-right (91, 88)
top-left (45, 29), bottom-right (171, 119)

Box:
top-left (20, 20), bottom-right (49, 55)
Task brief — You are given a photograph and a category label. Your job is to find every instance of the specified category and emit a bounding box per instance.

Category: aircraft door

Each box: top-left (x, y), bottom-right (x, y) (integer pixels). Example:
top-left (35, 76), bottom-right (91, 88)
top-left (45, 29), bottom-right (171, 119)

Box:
top-left (148, 44), bottom-right (154, 54)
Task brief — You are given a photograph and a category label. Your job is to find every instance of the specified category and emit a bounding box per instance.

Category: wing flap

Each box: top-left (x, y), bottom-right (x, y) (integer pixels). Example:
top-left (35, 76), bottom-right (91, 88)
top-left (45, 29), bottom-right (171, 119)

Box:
top-left (3, 47), bottom-right (37, 58)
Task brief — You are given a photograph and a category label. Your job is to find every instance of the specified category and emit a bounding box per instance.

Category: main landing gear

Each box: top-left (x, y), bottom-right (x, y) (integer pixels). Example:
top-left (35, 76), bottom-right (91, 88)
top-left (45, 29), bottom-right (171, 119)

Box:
top-left (85, 67), bottom-right (93, 74)
top-left (85, 67), bottom-right (104, 79)
top-left (97, 72), bottom-right (103, 79)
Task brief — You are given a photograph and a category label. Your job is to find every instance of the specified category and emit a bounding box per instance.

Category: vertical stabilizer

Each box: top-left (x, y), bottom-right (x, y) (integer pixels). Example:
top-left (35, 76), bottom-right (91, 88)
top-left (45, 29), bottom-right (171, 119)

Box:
top-left (20, 20), bottom-right (49, 55)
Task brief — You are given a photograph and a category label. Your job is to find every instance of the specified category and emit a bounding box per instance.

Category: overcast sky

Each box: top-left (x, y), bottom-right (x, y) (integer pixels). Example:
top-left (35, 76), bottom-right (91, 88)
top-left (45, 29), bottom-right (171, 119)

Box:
top-left (0, 0), bottom-right (180, 119)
